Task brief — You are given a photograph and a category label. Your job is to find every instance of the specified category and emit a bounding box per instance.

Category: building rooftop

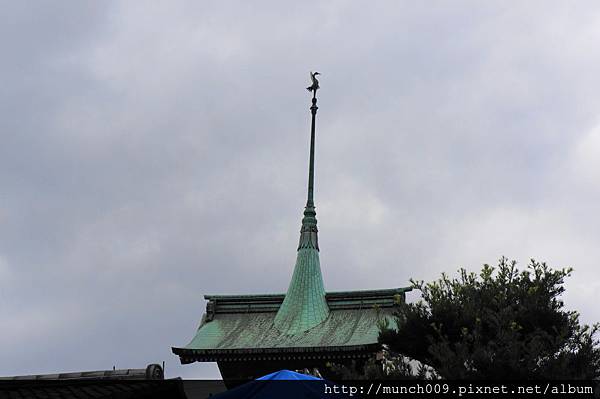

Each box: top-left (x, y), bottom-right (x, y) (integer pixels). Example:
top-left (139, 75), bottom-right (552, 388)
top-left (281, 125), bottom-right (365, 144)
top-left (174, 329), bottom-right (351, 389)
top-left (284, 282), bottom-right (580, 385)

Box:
top-left (173, 287), bottom-right (410, 362)
top-left (172, 77), bottom-right (411, 369)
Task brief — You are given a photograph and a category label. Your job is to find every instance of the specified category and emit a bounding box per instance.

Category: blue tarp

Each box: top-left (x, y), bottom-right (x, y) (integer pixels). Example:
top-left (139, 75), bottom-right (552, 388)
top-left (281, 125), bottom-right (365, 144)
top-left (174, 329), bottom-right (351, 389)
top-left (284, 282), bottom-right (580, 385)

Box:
top-left (211, 370), bottom-right (351, 399)
top-left (256, 369), bottom-right (321, 381)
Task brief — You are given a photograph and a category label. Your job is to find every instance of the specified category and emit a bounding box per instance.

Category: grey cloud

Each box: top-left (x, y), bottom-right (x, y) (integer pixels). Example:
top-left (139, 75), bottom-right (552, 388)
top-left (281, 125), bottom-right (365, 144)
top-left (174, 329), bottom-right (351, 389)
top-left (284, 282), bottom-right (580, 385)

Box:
top-left (1, 1), bottom-right (600, 378)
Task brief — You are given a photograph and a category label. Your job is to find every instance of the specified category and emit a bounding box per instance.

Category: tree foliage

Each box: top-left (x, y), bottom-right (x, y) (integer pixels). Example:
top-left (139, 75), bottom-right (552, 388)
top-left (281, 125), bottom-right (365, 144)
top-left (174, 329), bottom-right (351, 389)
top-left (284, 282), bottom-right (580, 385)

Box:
top-left (377, 257), bottom-right (600, 379)
top-left (334, 258), bottom-right (600, 379)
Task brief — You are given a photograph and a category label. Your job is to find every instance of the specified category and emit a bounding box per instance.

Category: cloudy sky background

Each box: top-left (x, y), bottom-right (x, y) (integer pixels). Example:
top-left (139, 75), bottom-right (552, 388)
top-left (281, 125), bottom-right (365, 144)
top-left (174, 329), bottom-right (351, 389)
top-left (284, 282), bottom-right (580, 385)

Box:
top-left (2, 1), bottom-right (600, 378)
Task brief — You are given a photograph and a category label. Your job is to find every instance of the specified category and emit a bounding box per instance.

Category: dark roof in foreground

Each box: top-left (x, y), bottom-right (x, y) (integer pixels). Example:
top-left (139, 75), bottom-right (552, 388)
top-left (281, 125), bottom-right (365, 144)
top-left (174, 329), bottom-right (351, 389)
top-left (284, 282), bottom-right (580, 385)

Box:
top-left (0, 365), bottom-right (189, 399)
top-left (0, 364), bottom-right (164, 381)
top-left (0, 380), bottom-right (187, 399)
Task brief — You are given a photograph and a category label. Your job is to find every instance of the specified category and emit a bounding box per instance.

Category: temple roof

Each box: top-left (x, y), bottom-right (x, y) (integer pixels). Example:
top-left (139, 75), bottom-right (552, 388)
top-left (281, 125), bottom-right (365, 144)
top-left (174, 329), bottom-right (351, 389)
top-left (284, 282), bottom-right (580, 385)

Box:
top-left (172, 80), bottom-right (412, 366)
top-left (172, 288), bottom-right (410, 362)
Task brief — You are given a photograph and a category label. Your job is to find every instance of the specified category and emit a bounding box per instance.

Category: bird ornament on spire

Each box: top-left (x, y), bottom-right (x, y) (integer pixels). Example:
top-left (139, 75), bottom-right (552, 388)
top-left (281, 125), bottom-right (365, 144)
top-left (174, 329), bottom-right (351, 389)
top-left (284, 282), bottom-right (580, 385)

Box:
top-left (306, 71), bottom-right (321, 93)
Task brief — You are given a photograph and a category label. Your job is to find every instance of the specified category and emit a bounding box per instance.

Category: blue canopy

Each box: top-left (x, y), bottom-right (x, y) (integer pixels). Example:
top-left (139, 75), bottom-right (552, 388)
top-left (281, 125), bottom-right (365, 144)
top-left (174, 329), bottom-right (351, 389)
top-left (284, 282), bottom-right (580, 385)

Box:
top-left (212, 370), bottom-right (351, 399)
top-left (256, 369), bottom-right (321, 381)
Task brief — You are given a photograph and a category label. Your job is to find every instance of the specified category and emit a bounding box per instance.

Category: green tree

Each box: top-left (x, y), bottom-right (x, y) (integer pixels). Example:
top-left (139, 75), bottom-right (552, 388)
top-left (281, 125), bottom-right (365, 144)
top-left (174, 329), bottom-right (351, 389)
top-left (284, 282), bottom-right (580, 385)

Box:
top-left (376, 257), bottom-right (600, 379)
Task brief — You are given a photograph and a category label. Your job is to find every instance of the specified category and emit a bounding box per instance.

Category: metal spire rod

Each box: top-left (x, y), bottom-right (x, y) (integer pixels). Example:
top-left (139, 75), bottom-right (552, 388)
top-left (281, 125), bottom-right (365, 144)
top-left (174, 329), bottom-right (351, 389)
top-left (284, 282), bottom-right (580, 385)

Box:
top-left (298, 71), bottom-right (321, 251)
top-left (307, 83), bottom-right (318, 207)
top-left (275, 72), bottom-right (329, 332)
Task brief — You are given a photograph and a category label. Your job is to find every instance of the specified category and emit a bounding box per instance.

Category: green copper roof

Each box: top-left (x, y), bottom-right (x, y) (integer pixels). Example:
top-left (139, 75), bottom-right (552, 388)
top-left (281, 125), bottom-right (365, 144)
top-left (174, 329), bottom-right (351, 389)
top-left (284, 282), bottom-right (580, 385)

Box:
top-left (182, 307), bottom-right (393, 352)
top-left (172, 288), bottom-right (411, 361)
top-left (273, 246), bottom-right (329, 334)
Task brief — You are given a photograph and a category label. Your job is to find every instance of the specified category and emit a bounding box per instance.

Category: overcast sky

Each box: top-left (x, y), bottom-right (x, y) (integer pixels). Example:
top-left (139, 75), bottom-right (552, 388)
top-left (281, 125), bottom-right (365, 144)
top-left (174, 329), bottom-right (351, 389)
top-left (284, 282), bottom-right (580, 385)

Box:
top-left (2, 1), bottom-right (600, 379)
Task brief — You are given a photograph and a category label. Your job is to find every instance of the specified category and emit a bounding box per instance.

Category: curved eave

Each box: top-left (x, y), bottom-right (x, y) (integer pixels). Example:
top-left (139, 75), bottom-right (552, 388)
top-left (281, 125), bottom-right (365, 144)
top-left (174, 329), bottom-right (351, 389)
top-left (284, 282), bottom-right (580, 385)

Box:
top-left (172, 343), bottom-right (380, 363)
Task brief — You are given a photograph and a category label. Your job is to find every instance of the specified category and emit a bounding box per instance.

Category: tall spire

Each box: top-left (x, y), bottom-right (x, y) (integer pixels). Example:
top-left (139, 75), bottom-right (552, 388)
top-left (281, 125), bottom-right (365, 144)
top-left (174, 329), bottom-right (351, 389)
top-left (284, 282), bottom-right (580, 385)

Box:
top-left (274, 72), bottom-right (330, 335)
top-left (298, 74), bottom-right (320, 251)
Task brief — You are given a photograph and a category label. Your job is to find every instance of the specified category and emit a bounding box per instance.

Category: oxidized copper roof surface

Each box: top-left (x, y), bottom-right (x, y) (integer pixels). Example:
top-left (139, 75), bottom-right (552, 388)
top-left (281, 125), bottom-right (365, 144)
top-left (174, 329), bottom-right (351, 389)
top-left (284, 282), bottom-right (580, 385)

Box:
top-left (173, 288), bottom-right (410, 356)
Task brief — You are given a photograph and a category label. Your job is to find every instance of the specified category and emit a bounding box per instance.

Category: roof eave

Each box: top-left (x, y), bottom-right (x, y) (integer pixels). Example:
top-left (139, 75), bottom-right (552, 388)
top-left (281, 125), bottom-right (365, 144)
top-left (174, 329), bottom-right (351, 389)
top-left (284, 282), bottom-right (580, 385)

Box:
top-left (172, 343), bottom-right (381, 363)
